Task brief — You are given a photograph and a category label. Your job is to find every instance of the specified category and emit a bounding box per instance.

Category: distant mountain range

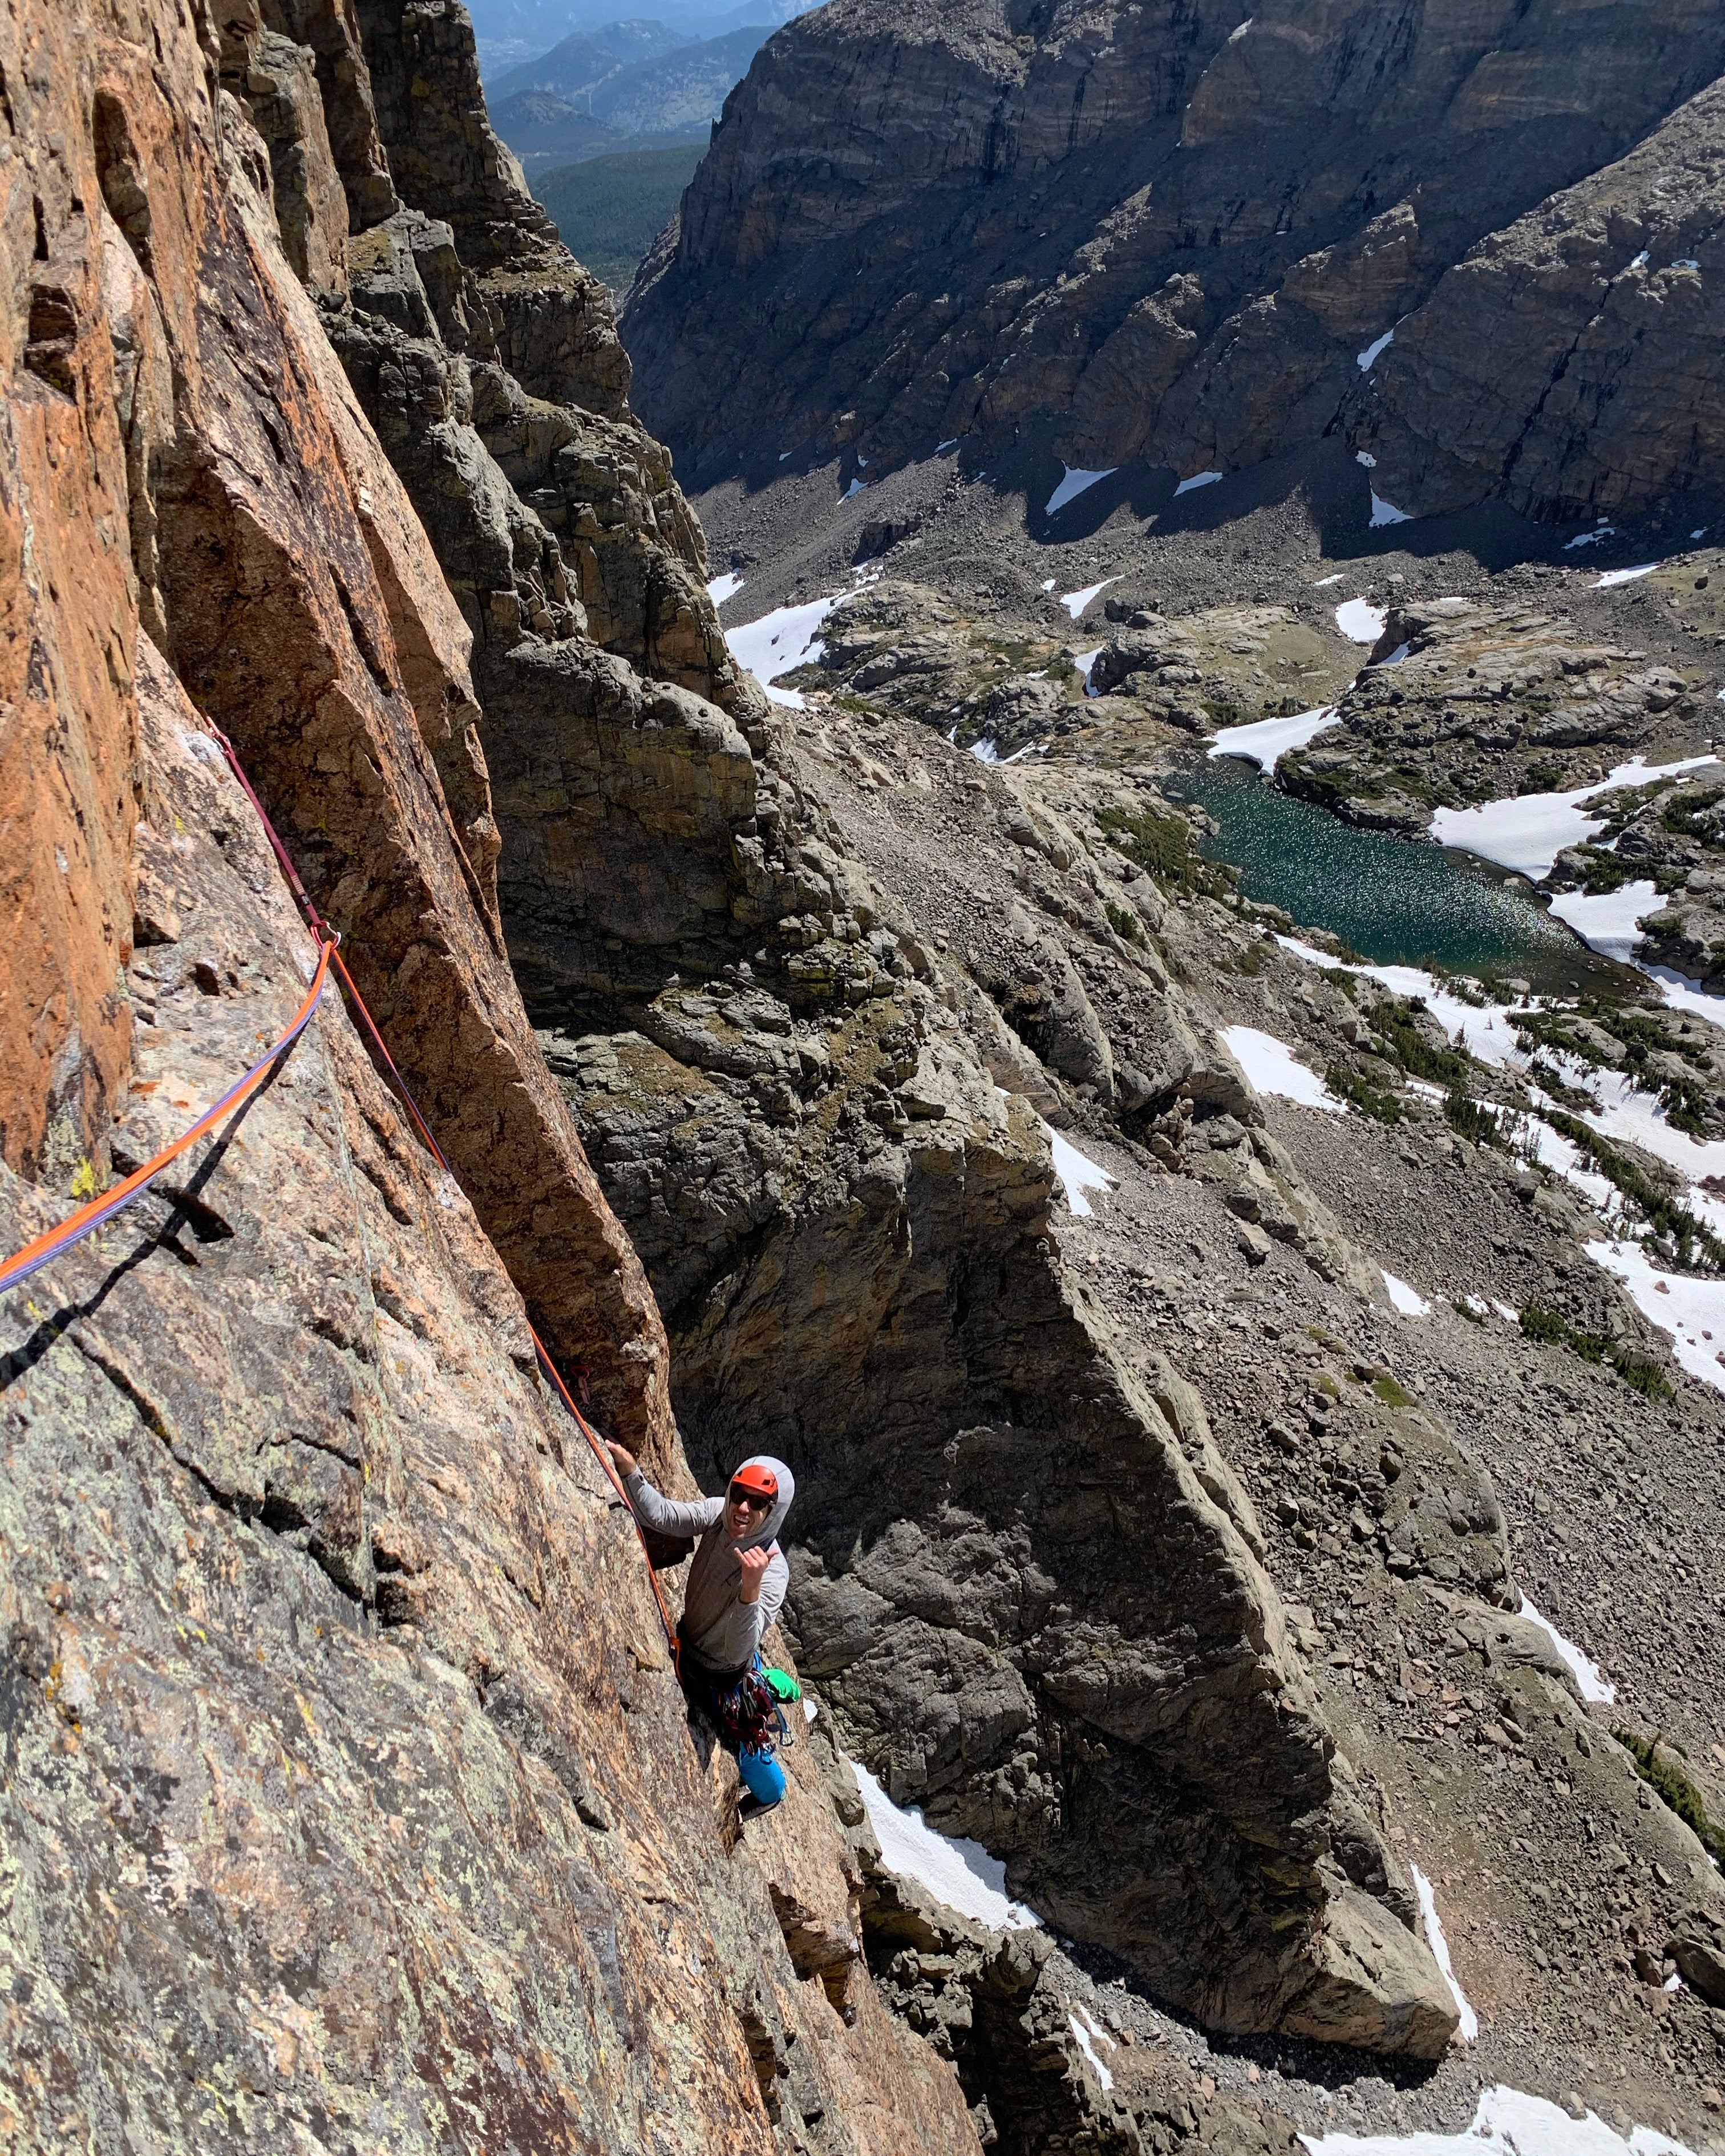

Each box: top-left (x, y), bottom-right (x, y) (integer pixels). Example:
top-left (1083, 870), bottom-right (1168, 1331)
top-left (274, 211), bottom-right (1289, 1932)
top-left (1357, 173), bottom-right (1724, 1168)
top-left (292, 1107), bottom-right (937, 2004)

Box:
top-left (490, 22), bottom-right (774, 169)
top-left (468, 0), bottom-right (815, 81)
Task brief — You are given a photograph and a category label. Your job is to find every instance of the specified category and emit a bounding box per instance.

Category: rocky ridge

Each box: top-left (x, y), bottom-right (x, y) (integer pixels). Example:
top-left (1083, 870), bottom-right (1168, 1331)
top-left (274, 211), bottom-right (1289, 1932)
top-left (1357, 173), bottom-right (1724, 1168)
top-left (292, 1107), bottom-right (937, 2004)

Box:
top-left (625, 0), bottom-right (1725, 528)
top-left (1277, 597), bottom-right (1716, 836)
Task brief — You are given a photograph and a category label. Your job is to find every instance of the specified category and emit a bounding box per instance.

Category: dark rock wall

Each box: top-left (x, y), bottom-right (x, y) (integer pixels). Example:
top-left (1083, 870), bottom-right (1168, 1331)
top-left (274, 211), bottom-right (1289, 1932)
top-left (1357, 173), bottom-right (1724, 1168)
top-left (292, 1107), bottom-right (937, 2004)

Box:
top-left (624, 0), bottom-right (1725, 522)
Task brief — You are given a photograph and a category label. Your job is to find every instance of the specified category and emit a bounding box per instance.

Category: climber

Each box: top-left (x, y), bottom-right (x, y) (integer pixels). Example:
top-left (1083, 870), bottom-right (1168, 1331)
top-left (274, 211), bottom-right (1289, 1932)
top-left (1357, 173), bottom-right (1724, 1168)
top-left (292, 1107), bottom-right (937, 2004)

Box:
top-left (605, 1441), bottom-right (795, 1811)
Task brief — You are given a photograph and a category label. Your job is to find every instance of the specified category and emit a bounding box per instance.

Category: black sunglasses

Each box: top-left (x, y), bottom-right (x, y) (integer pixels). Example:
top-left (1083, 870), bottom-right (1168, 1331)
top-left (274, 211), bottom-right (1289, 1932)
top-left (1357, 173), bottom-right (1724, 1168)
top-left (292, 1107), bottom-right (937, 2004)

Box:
top-left (728, 1484), bottom-right (772, 1509)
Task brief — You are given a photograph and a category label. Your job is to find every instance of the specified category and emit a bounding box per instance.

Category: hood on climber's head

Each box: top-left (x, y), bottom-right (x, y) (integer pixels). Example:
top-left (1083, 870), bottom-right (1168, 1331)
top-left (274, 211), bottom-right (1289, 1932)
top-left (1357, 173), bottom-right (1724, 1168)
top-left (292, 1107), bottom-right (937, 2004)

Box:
top-left (725, 1454), bottom-right (793, 1549)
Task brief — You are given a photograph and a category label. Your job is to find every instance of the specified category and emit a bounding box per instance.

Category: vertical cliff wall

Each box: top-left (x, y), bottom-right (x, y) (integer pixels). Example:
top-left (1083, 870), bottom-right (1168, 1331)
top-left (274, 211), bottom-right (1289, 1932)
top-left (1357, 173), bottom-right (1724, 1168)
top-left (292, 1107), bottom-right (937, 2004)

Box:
top-left (0, 3), bottom-right (994, 2148)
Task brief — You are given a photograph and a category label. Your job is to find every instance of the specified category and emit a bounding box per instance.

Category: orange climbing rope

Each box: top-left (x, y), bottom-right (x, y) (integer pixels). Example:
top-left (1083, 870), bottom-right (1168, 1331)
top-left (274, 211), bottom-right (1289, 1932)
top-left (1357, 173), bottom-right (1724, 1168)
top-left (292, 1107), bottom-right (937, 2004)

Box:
top-left (0, 936), bottom-right (334, 1297)
top-left (0, 724), bottom-right (680, 1660)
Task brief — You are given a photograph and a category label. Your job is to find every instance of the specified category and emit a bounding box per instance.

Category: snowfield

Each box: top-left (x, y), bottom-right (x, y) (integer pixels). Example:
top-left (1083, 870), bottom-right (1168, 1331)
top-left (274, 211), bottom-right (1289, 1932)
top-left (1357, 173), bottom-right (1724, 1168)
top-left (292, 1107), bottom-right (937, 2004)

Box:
top-left (1428, 756), bottom-right (1716, 880)
top-left (1299, 2085), bottom-right (1695, 2156)
top-left (1335, 599), bottom-right (1387, 643)
top-left (1517, 1594), bottom-right (1616, 1705)
top-left (726, 593), bottom-right (845, 707)
top-left (1046, 1125), bottom-right (1114, 1216)
top-left (851, 1762), bottom-right (1041, 1930)
top-left (1045, 464), bottom-right (1116, 516)
top-left (1061, 578), bottom-right (1119, 620)
top-left (1208, 706), bottom-right (1341, 771)
top-left (1411, 1866), bottom-right (1477, 2042)
top-left (1221, 1024), bottom-right (1345, 1112)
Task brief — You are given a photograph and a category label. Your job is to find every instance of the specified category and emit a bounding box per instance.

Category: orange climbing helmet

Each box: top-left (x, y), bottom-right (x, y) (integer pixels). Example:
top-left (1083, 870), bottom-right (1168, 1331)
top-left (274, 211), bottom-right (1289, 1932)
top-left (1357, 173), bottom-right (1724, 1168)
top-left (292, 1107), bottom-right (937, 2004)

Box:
top-left (729, 1461), bottom-right (779, 1499)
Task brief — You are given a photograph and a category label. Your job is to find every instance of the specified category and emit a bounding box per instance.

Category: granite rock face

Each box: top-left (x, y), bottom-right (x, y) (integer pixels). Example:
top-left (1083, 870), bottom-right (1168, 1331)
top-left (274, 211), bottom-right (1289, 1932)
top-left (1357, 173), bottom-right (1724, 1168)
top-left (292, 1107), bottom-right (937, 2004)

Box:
top-left (5, 638), bottom-right (946, 2152)
top-left (625, 0), bottom-right (1725, 524)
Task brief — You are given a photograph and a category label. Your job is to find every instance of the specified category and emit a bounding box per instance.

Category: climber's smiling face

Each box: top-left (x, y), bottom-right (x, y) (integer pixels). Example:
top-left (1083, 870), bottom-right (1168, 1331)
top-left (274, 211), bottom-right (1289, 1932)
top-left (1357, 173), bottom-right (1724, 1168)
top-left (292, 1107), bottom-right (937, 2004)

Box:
top-left (725, 1474), bottom-right (774, 1540)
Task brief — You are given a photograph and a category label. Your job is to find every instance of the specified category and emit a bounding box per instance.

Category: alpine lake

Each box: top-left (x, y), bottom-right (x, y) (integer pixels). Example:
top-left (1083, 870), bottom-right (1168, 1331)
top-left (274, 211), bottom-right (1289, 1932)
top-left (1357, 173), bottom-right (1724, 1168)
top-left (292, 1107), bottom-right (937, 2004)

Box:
top-left (1165, 751), bottom-right (1642, 1000)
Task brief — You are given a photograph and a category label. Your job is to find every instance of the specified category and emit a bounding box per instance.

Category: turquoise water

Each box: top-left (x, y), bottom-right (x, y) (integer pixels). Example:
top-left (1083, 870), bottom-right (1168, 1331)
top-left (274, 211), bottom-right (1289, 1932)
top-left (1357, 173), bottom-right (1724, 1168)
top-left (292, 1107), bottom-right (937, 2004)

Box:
top-left (1166, 754), bottom-right (1633, 997)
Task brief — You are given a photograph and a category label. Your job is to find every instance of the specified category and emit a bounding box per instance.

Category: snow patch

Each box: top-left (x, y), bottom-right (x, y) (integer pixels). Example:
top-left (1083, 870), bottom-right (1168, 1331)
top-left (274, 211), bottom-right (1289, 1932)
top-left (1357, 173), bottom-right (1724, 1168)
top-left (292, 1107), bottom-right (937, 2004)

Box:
top-left (841, 477), bottom-right (866, 501)
top-left (1566, 526), bottom-right (1616, 549)
top-left (1209, 705), bottom-right (1341, 771)
top-left (727, 592), bottom-right (844, 708)
top-left (1221, 1025), bottom-right (1345, 1113)
top-left (936, 439), bottom-right (958, 454)
top-left (1370, 492), bottom-right (1413, 527)
top-left (1068, 2008), bottom-right (1115, 2091)
top-left (1311, 573), bottom-right (1346, 587)
top-left (1335, 599), bottom-right (1387, 642)
top-left (1645, 964), bottom-right (1725, 1036)
top-left (1046, 465), bottom-right (1117, 516)
top-left (1517, 1594), bottom-right (1615, 1705)
top-left (1427, 755), bottom-right (1717, 880)
top-left (1411, 1865), bottom-right (1477, 2041)
top-left (1355, 450), bottom-right (1378, 468)
top-left (1076, 645), bottom-right (1103, 694)
top-left (1228, 14), bottom-right (1252, 39)
top-left (1548, 880), bottom-right (1659, 963)
top-left (1300, 2085), bottom-right (1697, 2156)
top-left (706, 572), bottom-right (744, 605)
top-left (1381, 1270), bottom-right (1431, 1318)
top-left (1356, 329), bottom-right (1395, 371)
top-left (1380, 642), bottom-right (1411, 665)
top-left (1588, 1239), bottom-right (1725, 1396)
top-left (1045, 1125), bottom-right (1114, 1217)
top-left (1041, 577), bottom-right (1056, 591)
top-left (1595, 563), bottom-right (1659, 589)
top-left (1175, 469), bottom-right (1224, 496)
top-left (1061, 577), bottom-right (1118, 620)
top-left (852, 1762), bottom-right (1041, 1929)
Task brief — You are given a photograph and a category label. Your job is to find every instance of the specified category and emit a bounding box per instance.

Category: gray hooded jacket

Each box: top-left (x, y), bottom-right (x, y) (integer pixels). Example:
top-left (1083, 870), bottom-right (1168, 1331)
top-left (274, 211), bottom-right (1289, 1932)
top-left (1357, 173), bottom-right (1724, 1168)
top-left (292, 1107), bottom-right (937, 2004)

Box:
top-left (622, 1454), bottom-right (793, 1675)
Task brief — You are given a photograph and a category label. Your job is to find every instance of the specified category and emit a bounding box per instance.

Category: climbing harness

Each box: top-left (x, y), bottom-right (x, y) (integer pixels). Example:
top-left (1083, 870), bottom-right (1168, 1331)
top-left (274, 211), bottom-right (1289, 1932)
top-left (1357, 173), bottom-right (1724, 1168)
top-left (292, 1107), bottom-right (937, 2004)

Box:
top-left (0, 723), bottom-right (680, 1661)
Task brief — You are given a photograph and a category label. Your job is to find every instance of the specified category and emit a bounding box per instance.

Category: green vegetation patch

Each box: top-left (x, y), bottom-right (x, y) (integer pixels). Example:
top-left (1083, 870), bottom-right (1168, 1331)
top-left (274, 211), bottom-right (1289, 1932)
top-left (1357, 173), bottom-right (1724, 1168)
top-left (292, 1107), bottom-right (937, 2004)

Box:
top-left (1326, 1063), bottom-right (1402, 1124)
top-left (1367, 999), bottom-right (1472, 1087)
top-left (534, 144), bottom-right (704, 291)
top-left (1371, 1372), bottom-right (1416, 1408)
top-left (1520, 1300), bottom-right (1673, 1400)
top-left (1095, 801), bottom-right (1234, 899)
top-left (1613, 1731), bottom-right (1725, 1862)
top-left (1104, 900), bottom-right (1146, 948)
top-left (1661, 784), bottom-right (1725, 842)
top-left (1443, 1088), bottom-right (1506, 1147)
